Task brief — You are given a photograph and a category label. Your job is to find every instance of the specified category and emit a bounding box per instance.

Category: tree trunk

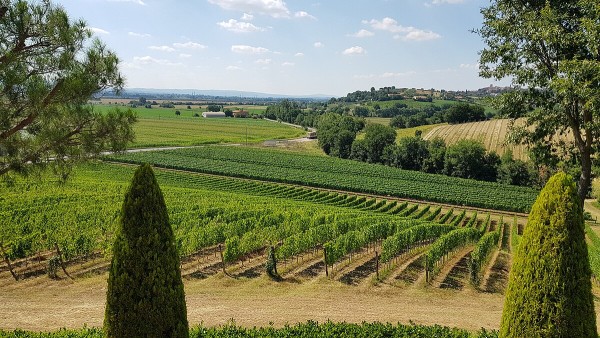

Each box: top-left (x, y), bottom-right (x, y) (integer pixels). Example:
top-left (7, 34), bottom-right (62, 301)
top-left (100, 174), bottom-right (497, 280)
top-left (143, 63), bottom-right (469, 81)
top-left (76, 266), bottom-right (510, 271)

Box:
top-left (55, 243), bottom-right (73, 280)
top-left (0, 243), bottom-right (18, 281)
top-left (579, 148), bottom-right (592, 208)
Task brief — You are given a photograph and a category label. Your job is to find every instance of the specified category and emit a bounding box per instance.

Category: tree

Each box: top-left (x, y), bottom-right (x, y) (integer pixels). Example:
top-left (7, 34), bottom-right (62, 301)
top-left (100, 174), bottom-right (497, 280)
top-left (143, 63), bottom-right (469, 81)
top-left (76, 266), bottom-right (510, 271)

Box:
top-left (362, 123), bottom-right (397, 164)
top-left (477, 0), bottom-right (600, 203)
top-left (422, 137), bottom-right (446, 174)
top-left (207, 104), bottom-right (221, 112)
top-left (105, 164), bottom-right (189, 338)
top-left (445, 103), bottom-right (485, 124)
top-left (316, 113), bottom-right (362, 158)
top-left (353, 106), bottom-right (370, 117)
top-left (383, 136), bottom-right (429, 171)
top-left (497, 150), bottom-right (533, 186)
top-left (444, 139), bottom-right (497, 181)
top-left (0, 0), bottom-right (136, 177)
top-left (500, 172), bottom-right (596, 337)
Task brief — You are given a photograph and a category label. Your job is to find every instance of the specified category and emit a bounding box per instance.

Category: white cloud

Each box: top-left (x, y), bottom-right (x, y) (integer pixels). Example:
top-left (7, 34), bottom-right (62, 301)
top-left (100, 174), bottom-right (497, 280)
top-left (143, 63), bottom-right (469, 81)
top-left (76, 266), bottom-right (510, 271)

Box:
top-left (126, 56), bottom-right (182, 68)
top-left (395, 30), bottom-right (441, 41)
top-left (217, 19), bottom-right (265, 33)
top-left (207, 0), bottom-right (290, 18)
top-left (349, 29), bottom-right (374, 38)
top-left (173, 42), bottom-right (207, 50)
top-left (294, 11), bottom-right (316, 20)
top-left (380, 71), bottom-right (416, 78)
top-left (107, 0), bottom-right (146, 5)
top-left (294, 52), bottom-right (304, 57)
top-left (281, 61), bottom-right (295, 67)
top-left (226, 65), bottom-right (243, 71)
top-left (314, 42), bottom-right (324, 48)
top-left (90, 27), bottom-right (109, 35)
top-left (367, 17), bottom-right (440, 41)
top-left (241, 13), bottom-right (254, 20)
top-left (231, 45), bottom-right (270, 54)
top-left (255, 58), bottom-right (272, 64)
top-left (179, 53), bottom-right (192, 58)
top-left (128, 31), bottom-right (151, 38)
top-left (430, 0), bottom-right (465, 4)
top-left (342, 46), bottom-right (366, 55)
top-left (149, 45), bottom-right (175, 52)
top-left (460, 63), bottom-right (479, 69)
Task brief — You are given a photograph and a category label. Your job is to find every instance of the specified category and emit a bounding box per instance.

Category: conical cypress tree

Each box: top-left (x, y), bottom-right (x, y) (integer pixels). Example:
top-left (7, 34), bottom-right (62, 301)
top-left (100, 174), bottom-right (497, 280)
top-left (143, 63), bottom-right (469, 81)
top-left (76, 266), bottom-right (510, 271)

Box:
top-left (500, 172), bottom-right (597, 338)
top-left (104, 164), bottom-right (189, 338)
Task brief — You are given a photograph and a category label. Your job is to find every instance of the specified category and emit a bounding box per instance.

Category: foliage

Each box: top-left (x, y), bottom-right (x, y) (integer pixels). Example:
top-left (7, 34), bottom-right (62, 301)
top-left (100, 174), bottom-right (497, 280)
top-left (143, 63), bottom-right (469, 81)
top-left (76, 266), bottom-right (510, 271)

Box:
top-left (383, 135), bottom-right (429, 171)
top-left (444, 140), bottom-right (499, 181)
top-left (317, 113), bottom-right (363, 158)
top-left (445, 103), bottom-right (485, 124)
top-left (422, 137), bottom-right (447, 174)
top-left (500, 172), bottom-right (596, 337)
top-left (0, 321), bottom-right (498, 338)
top-left (0, 0), bottom-right (136, 177)
top-left (425, 227), bottom-right (480, 277)
top-left (107, 146), bottom-right (538, 212)
top-left (104, 164), bottom-right (188, 338)
top-left (381, 223), bottom-right (456, 263)
top-left (360, 124), bottom-right (397, 163)
top-left (477, 0), bottom-right (600, 203)
top-left (496, 150), bottom-right (534, 186)
top-left (469, 230), bottom-right (500, 285)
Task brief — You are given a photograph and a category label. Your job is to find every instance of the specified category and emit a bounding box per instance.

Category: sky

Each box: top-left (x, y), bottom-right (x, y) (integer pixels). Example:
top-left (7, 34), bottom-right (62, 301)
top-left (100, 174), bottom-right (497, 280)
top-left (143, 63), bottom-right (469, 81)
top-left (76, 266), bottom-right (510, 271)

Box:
top-left (58, 0), bottom-right (508, 97)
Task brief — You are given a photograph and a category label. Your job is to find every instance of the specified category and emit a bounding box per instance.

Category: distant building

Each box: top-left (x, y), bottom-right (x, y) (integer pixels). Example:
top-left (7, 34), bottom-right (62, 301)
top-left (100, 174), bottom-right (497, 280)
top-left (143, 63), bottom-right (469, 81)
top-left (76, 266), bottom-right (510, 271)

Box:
top-left (202, 112), bottom-right (226, 118)
top-left (232, 110), bottom-right (248, 118)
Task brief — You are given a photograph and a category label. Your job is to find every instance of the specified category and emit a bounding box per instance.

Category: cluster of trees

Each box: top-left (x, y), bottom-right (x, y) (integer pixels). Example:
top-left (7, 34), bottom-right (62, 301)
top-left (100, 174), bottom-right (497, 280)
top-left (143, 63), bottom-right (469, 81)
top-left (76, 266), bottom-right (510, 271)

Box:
top-left (317, 115), bottom-right (538, 187)
top-left (381, 136), bottom-right (537, 186)
top-left (385, 102), bottom-right (486, 128)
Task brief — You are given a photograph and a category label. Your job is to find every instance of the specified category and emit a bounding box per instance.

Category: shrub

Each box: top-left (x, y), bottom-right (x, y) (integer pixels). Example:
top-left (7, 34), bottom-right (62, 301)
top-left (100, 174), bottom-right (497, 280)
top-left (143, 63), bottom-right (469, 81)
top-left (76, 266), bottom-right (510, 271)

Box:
top-left (499, 172), bottom-right (597, 337)
top-left (104, 164), bottom-right (189, 338)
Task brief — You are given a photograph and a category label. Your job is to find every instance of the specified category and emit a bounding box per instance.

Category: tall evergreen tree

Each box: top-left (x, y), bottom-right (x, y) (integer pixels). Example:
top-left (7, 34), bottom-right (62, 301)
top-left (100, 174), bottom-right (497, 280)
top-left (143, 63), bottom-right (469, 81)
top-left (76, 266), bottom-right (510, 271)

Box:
top-left (104, 164), bottom-right (188, 338)
top-left (500, 172), bottom-right (596, 338)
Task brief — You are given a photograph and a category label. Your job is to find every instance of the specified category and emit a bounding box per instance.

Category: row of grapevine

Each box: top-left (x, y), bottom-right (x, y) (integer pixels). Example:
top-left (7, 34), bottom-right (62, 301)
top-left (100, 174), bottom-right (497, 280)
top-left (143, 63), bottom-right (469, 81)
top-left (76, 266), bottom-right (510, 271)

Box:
top-left (105, 146), bottom-right (538, 212)
top-left (425, 227), bottom-right (481, 281)
top-left (380, 223), bottom-right (456, 263)
top-left (323, 219), bottom-right (418, 266)
top-left (469, 229), bottom-right (501, 285)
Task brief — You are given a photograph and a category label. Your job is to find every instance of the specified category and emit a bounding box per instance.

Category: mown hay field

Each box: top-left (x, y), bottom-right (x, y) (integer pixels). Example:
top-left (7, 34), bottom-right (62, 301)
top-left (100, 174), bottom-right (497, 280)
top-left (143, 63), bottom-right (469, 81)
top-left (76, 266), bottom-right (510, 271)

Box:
top-left (424, 119), bottom-right (529, 161)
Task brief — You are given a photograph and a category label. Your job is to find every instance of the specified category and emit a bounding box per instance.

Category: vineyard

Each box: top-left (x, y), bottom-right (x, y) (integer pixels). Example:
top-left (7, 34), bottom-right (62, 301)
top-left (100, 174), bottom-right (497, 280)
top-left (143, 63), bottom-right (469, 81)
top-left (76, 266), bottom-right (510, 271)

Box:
top-left (105, 146), bottom-right (538, 212)
top-left (0, 162), bottom-right (524, 296)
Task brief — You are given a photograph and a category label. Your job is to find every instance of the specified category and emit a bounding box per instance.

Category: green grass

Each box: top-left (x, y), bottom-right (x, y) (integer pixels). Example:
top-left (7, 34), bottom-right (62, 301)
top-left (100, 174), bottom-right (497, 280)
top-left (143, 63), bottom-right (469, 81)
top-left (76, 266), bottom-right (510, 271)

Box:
top-left (92, 104), bottom-right (304, 148)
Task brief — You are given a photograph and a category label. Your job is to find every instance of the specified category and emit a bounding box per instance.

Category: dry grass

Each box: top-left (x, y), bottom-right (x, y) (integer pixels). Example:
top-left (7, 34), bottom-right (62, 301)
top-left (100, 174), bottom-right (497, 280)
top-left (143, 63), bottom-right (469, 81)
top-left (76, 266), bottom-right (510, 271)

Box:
top-left (424, 119), bottom-right (529, 161)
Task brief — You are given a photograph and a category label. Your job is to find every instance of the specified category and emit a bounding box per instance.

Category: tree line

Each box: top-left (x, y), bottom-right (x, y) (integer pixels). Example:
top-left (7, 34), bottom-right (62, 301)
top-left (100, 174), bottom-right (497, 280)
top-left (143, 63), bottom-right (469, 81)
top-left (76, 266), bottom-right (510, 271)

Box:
top-left (317, 113), bottom-right (539, 188)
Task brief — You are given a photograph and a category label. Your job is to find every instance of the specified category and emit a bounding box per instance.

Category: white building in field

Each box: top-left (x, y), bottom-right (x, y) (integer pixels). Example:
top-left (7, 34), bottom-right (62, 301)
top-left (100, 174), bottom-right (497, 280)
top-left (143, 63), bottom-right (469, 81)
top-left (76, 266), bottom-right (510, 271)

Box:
top-left (202, 112), bottom-right (226, 118)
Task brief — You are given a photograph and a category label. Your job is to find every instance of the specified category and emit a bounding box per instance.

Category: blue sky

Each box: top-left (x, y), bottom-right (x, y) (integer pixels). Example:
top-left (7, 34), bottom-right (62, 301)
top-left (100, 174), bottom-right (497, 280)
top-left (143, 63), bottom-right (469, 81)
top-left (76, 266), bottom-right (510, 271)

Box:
top-left (59, 0), bottom-right (506, 96)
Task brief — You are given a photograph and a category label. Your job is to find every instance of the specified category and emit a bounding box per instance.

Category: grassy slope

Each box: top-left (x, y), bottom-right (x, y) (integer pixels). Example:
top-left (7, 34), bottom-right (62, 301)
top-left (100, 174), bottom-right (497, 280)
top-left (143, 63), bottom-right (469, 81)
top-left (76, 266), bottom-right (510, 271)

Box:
top-left (93, 104), bottom-right (304, 148)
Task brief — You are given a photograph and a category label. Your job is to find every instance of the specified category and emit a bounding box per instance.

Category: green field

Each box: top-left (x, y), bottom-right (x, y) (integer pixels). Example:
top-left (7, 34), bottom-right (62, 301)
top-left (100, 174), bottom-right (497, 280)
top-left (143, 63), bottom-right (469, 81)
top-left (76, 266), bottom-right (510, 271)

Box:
top-left (92, 104), bottom-right (305, 148)
top-left (106, 146), bottom-right (538, 212)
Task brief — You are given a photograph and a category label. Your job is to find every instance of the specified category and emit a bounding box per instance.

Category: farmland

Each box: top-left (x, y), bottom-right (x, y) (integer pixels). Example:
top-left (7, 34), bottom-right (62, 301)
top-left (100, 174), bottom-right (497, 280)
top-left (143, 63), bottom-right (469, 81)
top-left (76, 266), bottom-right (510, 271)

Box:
top-left (423, 119), bottom-right (529, 160)
top-left (105, 146), bottom-right (538, 212)
top-left (92, 104), bottom-right (305, 148)
top-left (0, 161), bottom-right (528, 332)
